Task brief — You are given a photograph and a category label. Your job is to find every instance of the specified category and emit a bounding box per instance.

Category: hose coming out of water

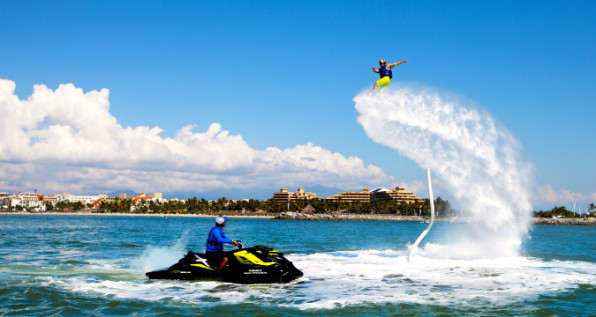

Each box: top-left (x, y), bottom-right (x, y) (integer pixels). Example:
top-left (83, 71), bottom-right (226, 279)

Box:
top-left (408, 167), bottom-right (435, 262)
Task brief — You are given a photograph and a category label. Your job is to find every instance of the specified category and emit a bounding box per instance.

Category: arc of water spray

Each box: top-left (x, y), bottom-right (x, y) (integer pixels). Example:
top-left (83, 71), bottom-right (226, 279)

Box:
top-left (356, 87), bottom-right (533, 259)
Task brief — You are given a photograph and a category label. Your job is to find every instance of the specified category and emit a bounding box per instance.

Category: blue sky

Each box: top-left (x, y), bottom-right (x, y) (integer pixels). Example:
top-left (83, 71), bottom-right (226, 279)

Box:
top-left (0, 1), bottom-right (594, 210)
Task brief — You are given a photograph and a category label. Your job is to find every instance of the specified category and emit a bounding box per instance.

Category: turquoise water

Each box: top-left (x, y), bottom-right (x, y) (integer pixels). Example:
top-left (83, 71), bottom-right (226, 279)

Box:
top-left (0, 215), bottom-right (594, 316)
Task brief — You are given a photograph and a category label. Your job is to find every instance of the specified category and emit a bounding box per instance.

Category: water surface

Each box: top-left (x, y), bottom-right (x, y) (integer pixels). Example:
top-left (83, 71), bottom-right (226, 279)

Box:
top-left (1, 215), bottom-right (594, 316)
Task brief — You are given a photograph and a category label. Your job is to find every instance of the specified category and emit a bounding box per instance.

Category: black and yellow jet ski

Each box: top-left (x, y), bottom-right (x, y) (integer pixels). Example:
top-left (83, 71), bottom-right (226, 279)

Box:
top-left (145, 244), bottom-right (303, 284)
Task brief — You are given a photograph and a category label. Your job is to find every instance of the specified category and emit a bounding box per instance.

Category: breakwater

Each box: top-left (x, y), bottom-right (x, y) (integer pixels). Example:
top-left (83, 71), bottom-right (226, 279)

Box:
top-left (276, 212), bottom-right (430, 222)
top-left (275, 212), bottom-right (596, 225)
top-left (532, 216), bottom-right (596, 226)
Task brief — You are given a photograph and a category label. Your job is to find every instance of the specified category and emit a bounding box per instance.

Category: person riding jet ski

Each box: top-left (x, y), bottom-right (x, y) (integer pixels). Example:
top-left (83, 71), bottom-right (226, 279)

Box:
top-left (145, 216), bottom-right (304, 283)
top-left (205, 216), bottom-right (241, 274)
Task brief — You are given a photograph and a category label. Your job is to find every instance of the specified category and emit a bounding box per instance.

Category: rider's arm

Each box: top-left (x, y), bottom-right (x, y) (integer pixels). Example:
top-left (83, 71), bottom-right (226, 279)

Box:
top-left (212, 228), bottom-right (233, 244)
top-left (372, 66), bottom-right (380, 73)
top-left (388, 60), bottom-right (407, 69)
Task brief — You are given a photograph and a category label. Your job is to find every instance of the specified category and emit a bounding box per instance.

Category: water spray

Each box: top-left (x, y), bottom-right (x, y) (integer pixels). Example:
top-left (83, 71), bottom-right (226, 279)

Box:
top-left (355, 85), bottom-right (533, 258)
top-left (408, 167), bottom-right (435, 262)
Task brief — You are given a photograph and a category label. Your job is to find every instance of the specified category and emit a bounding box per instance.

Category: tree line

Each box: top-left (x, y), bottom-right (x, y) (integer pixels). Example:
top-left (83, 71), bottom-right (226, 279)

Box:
top-left (90, 196), bottom-right (458, 217)
top-left (8, 197), bottom-right (594, 218)
top-left (533, 204), bottom-right (596, 218)
top-left (2, 196), bottom-right (457, 216)
top-left (7, 201), bottom-right (88, 212)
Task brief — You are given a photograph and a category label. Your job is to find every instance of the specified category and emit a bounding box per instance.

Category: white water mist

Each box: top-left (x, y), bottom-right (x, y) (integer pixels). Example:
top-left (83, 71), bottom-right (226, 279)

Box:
top-left (355, 85), bottom-right (534, 258)
top-left (133, 230), bottom-right (190, 273)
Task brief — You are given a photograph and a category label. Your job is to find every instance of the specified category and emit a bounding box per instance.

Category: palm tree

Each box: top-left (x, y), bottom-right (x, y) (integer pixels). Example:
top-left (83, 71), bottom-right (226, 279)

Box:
top-left (44, 202), bottom-right (55, 211)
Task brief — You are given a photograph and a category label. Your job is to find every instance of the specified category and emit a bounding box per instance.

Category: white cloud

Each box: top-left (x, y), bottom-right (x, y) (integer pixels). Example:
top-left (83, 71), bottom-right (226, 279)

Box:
top-left (535, 184), bottom-right (585, 203)
top-left (0, 79), bottom-right (393, 195)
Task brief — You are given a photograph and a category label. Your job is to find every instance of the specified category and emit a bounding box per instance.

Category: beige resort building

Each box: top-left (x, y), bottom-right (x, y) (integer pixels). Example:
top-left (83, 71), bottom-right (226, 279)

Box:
top-left (269, 186), bottom-right (420, 204)
top-left (371, 186), bottom-right (420, 203)
top-left (270, 188), bottom-right (319, 202)
top-left (327, 188), bottom-right (372, 202)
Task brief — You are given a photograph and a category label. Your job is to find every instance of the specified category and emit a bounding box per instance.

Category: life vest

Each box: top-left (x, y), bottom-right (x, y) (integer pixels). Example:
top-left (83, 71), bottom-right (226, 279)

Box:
top-left (379, 66), bottom-right (393, 79)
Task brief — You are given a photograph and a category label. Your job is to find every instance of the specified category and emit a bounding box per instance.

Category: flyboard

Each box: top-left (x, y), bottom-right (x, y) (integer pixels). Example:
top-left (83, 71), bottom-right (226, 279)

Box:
top-left (408, 167), bottom-right (435, 262)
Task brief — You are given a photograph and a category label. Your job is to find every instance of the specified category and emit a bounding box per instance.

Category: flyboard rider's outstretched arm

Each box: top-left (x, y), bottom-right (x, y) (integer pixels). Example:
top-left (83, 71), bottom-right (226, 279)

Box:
top-left (387, 60), bottom-right (407, 68)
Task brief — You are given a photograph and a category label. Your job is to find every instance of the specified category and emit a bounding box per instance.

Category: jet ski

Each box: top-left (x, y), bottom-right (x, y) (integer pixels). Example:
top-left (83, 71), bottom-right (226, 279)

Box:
top-left (145, 243), bottom-right (303, 284)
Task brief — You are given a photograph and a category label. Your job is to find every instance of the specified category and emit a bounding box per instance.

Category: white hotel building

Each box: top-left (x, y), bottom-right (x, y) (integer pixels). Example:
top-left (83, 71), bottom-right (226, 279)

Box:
top-left (63, 193), bottom-right (108, 205)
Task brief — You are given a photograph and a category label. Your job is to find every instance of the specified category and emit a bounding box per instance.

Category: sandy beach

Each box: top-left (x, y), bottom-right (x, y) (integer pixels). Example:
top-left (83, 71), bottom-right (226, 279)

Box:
top-left (1, 211), bottom-right (275, 219)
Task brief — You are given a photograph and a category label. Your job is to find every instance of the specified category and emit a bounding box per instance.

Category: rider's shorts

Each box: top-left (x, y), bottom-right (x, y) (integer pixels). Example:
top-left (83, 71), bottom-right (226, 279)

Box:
top-left (376, 76), bottom-right (391, 90)
top-left (205, 251), bottom-right (224, 266)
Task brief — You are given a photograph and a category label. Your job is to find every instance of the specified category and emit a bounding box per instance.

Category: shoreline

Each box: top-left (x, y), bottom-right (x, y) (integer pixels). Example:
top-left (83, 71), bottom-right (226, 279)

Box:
top-left (2, 211), bottom-right (595, 225)
top-left (0, 211), bottom-right (275, 219)
top-left (530, 216), bottom-right (596, 226)
top-left (275, 212), bottom-right (596, 225)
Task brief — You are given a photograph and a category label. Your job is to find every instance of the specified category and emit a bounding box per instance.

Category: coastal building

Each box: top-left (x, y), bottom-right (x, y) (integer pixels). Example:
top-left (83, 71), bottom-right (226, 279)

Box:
top-left (371, 187), bottom-right (420, 203)
top-left (8, 192), bottom-right (63, 211)
top-left (10, 193), bottom-right (42, 210)
top-left (92, 193), bottom-right (163, 209)
top-left (39, 194), bottom-right (61, 203)
top-left (64, 193), bottom-right (107, 205)
top-left (269, 186), bottom-right (420, 204)
top-left (270, 188), bottom-right (319, 202)
top-left (0, 192), bottom-right (9, 208)
top-left (150, 192), bottom-right (163, 199)
top-left (327, 188), bottom-right (372, 202)
top-left (1, 191), bottom-right (172, 211)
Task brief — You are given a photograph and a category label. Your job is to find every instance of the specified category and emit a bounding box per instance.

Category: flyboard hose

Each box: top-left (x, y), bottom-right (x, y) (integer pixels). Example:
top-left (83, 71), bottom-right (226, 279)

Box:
top-left (408, 167), bottom-right (435, 262)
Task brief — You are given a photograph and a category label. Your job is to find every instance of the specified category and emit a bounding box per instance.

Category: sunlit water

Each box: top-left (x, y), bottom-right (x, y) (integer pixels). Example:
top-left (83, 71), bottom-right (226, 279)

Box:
top-left (0, 215), bottom-right (594, 316)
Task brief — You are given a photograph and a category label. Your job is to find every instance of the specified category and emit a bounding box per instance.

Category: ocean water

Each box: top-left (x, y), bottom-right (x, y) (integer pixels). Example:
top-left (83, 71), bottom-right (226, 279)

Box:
top-left (0, 215), bottom-right (594, 316)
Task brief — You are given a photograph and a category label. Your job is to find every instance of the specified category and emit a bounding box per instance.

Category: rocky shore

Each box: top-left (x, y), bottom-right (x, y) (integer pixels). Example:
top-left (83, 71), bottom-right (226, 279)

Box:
top-left (531, 217), bottom-right (596, 226)
top-left (275, 212), bottom-right (426, 222)
top-left (275, 212), bottom-right (596, 225)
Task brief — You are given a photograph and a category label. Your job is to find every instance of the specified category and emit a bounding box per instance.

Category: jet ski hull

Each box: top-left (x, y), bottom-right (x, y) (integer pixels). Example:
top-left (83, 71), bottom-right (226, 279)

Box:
top-left (146, 245), bottom-right (303, 284)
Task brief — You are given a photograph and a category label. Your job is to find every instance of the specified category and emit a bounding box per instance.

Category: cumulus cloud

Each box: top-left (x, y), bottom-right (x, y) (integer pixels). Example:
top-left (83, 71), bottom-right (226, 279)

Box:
top-left (535, 184), bottom-right (586, 203)
top-left (0, 79), bottom-right (393, 195)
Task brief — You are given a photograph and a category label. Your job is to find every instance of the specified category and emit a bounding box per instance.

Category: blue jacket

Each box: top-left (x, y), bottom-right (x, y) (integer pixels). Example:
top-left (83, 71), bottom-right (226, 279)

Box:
top-left (206, 226), bottom-right (233, 252)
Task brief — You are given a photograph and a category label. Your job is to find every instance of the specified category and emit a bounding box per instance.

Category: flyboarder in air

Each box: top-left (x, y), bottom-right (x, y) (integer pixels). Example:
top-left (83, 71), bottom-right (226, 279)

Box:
top-left (372, 59), bottom-right (407, 91)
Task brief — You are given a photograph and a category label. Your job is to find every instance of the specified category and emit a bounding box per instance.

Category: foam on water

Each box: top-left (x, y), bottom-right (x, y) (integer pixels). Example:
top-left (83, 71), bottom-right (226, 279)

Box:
top-left (354, 85), bottom-right (534, 258)
top-left (40, 249), bottom-right (595, 310)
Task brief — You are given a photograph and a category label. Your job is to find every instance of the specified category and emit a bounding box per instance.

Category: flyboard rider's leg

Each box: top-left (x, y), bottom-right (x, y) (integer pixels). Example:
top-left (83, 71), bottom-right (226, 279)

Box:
top-left (375, 76), bottom-right (390, 91)
top-left (380, 82), bottom-right (390, 92)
